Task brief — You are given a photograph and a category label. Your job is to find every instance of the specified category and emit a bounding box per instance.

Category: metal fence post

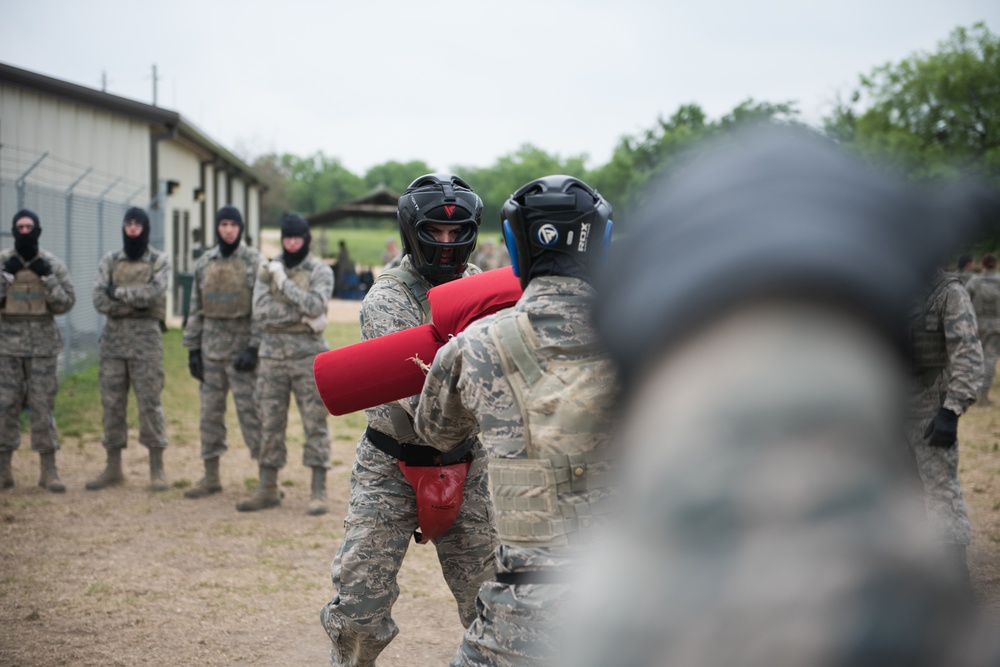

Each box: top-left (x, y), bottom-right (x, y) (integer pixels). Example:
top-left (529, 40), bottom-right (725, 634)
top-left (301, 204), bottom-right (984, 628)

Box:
top-left (62, 167), bottom-right (92, 375)
top-left (15, 152), bottom-right (48, 210)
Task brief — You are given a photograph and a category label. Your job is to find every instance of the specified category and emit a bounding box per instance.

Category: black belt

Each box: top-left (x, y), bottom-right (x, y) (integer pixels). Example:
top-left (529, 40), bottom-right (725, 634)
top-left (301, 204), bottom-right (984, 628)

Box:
top-left (495, 570), bottom-right (572, 585)
top-left (365, 427), bottom-right (475, 466)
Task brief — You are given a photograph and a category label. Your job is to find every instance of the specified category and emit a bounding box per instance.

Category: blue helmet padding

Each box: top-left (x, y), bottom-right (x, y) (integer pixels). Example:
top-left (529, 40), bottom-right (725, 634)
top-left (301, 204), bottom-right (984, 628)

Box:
top-left (503, 219), bottom-right (520, 277)
top-left (602, 220), bottom-right (614, 260)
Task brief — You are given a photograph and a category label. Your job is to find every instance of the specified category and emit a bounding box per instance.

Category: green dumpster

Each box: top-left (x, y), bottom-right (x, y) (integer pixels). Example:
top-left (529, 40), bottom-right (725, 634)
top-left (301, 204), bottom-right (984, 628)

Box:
top-left (176, 271), bottom-right (195, 327)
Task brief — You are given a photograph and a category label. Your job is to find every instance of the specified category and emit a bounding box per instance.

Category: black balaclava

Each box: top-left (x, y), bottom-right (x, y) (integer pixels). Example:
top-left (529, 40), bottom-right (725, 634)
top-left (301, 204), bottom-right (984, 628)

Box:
top-left (215, 205), bottom-right (244, 257)
top-left (280, 213), bottom-right (311, 268)
top-left (122, 207), bottom-right (151, 260)
top-left (12, 209), bottom-right (42, 260)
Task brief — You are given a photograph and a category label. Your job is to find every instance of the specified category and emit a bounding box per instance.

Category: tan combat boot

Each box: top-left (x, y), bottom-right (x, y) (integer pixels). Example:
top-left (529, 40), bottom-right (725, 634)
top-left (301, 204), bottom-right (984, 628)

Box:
top-left (149, 447), bottom-right (169, 492)
top-left (184, 457), bottom-right (222, 499)
top-left (307, 466), bottom-right (328, 516)
top-left (38, 451), bottom-right (66, 493)
top-left (236, 465), bottom-right (281, 512)
top-left (85, 447), bottom-right (124, 490)
top-left (0, 450), bottom-right (14, 489)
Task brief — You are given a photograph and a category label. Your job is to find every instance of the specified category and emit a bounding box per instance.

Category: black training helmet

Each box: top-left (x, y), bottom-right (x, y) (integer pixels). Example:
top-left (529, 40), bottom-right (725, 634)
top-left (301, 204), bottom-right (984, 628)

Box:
top-left (398, 173), bottom-right (482, 282)
top-left (501, 175), bottom-right (613, 289)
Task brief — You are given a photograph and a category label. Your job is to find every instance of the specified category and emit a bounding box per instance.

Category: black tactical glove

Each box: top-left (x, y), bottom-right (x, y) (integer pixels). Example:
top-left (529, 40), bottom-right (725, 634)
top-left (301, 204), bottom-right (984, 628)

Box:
top-left (188, 349), bottom-right (204, 381)
top-left (3, 255), bottom-right (24, 275)
top-left (233, 346), bottom-right (259, 372)
top-left (924, 407), bottom-right (959, 449)
top-left (29, 257), bottom-right (52, 277)
top-left (106, 283), bottom-right (119, 300)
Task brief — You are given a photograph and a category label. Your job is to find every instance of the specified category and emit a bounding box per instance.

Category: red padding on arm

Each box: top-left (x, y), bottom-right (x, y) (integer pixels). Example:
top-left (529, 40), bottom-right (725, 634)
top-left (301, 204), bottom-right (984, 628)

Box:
top-left (313, 323), bottom-right (444, 416)
top-left (428, 266), bottom-right (523, 336)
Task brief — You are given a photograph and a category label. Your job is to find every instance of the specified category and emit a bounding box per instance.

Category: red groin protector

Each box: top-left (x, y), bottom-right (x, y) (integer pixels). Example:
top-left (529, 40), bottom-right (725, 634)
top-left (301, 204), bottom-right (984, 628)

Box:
top-left (398, 460), bottom-right (471, 544)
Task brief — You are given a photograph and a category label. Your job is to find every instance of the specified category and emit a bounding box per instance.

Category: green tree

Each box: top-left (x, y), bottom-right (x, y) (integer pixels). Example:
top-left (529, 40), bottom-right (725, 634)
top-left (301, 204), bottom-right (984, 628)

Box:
top-left (825, 22), bottom-right (1000, 184)
top-left (364, 160), bottom-right (433, 194)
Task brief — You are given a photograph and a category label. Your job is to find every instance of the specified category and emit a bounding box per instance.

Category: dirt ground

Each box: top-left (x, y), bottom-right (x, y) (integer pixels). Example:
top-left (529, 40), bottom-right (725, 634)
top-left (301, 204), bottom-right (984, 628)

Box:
top-left (1, 298), bottom-right (999, 665)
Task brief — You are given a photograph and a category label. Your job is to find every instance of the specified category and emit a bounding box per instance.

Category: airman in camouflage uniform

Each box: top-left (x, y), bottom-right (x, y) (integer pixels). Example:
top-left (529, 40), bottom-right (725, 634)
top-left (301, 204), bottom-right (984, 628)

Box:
top-left (183, 205), bottom-right (264, 498)
top-left (0, 209), bottom-right (76, 492)
top-left (965, 253), bottom-right (1000, 405)
top-left (906, 268), bottom-right (983, 593)
top-left (412, 176), bottom-right (616, 667)
top-left (567, 128), bottom-right (1000, 667)
top-left (236, 213), bottom-right (333, 515)
top-left (87, 207), bottom-right (171, 492)
top-left (321, 174), bottom-right (497, 667)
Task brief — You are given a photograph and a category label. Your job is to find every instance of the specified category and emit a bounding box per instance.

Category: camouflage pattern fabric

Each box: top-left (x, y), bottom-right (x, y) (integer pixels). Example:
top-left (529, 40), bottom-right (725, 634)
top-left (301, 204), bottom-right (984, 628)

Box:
top-left (93, 248), bottom-right (170, 361)
top-left (0, 356), bottom-right (60, 453)
top-left (321, 255), bottom-right (497, 667)
top-left (93, 248), bottom-right (170, 450)
top-left (561, 303), bottom-right (992, 667)
top-left (256, 356), bottom-right (329, 469)
top-left (253, 254), bottom-right (332, 360)
top-left (0, 249), bottom-right (75, 454)
top-left (965, 270), bottom-right (1000, 401)
top-left (98, 357), bottom-right (166, 449)
top-left (906, 272), bottom-right (983, 545)
top-left (251, 253), bottom-right (332, 470)
top-left (414, 276), bottom-right (616, 667)
top-left (184, 244), bottom-right (264, 460)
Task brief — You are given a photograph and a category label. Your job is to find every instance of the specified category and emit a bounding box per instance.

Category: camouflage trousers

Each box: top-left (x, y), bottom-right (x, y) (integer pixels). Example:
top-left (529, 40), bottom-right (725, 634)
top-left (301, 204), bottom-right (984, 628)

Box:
top-left (199, 356), bottom-right (262, 460)
top-left (99, 356), bottom-right (167, 449)
top-left (0, 355), bottom-right (59, 453)
top-left (906, 408), bottom-right (971, 545)
top-left (979, 332), bottom-right (1000, 401)
top-left (451, 580), bottom-right (570, 667)
top-left (320, 438), bottom-right (497, 667)
top-left (256, 356), bottom-right (330, 469)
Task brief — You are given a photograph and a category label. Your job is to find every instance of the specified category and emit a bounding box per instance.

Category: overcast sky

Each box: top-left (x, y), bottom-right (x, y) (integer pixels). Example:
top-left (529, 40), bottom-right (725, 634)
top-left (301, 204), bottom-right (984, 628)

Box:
top-left (1, 0), bottom-right (996, 175)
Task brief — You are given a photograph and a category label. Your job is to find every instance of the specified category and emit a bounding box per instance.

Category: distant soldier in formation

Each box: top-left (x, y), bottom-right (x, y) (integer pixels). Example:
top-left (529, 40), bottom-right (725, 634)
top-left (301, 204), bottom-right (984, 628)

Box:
top-left (414, 175), bottom-right (618, 667)
top-left (965, 253), bottom-right (1000, 404)
top-left (907, 268), bottom-right (983, 596)
top-left (0, 209), bottom-right (76, 492)
top-left (321, 174), bottom-right (497, 667)
top-left (236, 213), bottom-right (333, 515)
top-left (88, 207), bottom-right (171, 492)
top-left (183, 205), bottom-right (264, 498)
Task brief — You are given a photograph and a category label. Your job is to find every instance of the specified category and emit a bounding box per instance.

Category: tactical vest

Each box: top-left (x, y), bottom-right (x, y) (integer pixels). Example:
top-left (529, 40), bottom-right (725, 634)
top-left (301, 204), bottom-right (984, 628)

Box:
top-left (487, 310), bottom-right (616, 548)
top-left (375, 267), bottom-right (432, 324)
top-left (910, 273), bottom-right (954, 385)
top-left (3, 265), bottom-right (50, 320)
top-left (263, 261), bottom-right (315, 333)
top-left (202, 254), bottom-right (252, 319)
top-left (111, 251), bottom-right (166, 321)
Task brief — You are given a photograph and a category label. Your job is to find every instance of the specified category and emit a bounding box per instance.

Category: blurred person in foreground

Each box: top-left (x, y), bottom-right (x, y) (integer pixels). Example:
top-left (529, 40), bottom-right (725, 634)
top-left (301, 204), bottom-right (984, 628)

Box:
top-left (182, 205), bottom-right (264, 498)
top-left (413, 175), bottom-right (617, 666)
top-left (320, 174), bottom-right (497, 667)
top-left (563, 127), bottom-right (1000, 667)
top-left (966, 253), bottom-right (1000, 405)
top-left (0, 209), bottom-right (76, 492)
top-left (957, 253), bottom-right (976, 285)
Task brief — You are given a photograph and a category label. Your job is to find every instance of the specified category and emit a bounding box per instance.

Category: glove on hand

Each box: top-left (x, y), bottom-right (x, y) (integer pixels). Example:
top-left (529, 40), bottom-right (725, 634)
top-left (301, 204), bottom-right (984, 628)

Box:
top-left (188, 349), bottom-right (204, 381)
top-left (29, 257), bottom-right (52, 277)
top-left (303, 314), bottom-right (328, 333)
top-left (268, 260), bottom-right (287, 290)
top-left (233, 347), bottom-right (259, 372)
top-left (106, 283), bottom-right (119, 300)
top-left (924, 407), bottom-right (959, 449)
top-left (3, 256), bottom-right (24, 275)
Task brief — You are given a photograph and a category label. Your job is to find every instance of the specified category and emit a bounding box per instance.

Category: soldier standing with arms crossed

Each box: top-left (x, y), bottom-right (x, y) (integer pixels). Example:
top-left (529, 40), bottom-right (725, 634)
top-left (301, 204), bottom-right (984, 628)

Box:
top-left (87, 207), bottom-right (171, 492)
top-left (236, 213), bottom-right (333, 515)
top-left (183, 205), bottom-right (264, 498)
top-left (413, 176), bottom-right (617, 667)
top-left (0, 209), bottom-right (76, 492)
top-left (320, 174), bottom-right (497, 667)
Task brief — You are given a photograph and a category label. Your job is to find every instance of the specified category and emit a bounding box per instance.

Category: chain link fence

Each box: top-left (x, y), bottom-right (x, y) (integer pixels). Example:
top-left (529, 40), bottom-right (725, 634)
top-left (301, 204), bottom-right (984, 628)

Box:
top-left (1, 146), bottom-right (164, 378)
